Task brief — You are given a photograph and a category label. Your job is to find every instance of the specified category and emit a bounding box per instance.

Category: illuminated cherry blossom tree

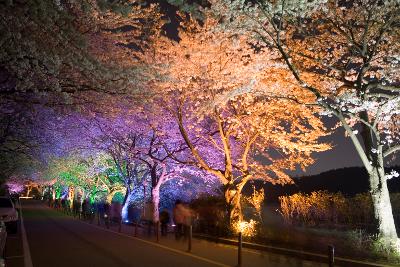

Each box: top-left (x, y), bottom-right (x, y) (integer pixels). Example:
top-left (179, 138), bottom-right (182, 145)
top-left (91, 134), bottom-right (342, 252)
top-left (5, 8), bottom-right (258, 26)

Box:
top-left (0, 0), bottom-right (162, 98)
top-left (210, 0), bottom-right (400, 247)
top-left (88, 108), bottom-right (212, 222)
top-left (5, 175), bottom-right (25, 195)
top-left (151, 18), bottom-right (330, 224)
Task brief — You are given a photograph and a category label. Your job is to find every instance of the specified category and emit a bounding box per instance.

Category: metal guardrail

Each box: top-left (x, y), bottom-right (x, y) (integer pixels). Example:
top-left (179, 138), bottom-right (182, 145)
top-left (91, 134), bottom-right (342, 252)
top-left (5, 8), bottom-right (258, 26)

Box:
top-left (192, 233), bottom-right (397, 267)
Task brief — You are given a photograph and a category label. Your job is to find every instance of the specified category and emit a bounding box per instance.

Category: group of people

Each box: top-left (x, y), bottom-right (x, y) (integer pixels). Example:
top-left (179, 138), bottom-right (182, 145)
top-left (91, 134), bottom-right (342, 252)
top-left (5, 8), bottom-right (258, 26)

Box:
top-left (48, 196), bottom-right (196, 239)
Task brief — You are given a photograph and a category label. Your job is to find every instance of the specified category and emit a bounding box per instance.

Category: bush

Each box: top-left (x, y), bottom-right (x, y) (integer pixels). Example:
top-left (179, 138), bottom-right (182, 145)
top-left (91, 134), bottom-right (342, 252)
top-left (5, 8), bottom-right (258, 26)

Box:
top-left (278, 191), bottom-right (399, 229)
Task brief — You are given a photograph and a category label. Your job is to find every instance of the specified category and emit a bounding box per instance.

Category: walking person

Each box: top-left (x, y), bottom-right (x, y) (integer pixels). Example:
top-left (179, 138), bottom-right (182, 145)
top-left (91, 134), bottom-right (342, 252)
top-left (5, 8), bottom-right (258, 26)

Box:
top-left (160, 209), bottom-right (170, 236)
top-left (173, 200), bottom-right (184, 240)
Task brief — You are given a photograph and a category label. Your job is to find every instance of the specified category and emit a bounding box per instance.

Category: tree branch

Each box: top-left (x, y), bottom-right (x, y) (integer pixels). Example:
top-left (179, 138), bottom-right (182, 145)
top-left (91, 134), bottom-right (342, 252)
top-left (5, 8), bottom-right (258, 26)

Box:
top-left (384, 145), bottom-right (400, 158)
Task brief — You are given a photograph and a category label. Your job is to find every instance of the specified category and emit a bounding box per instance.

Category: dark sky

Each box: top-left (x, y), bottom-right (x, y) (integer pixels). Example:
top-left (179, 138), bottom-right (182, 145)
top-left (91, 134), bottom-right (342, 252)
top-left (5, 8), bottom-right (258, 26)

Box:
top-left (296, 120), bottom-right (400, 176)
top-left (303, 128), bottom-right (364, 175)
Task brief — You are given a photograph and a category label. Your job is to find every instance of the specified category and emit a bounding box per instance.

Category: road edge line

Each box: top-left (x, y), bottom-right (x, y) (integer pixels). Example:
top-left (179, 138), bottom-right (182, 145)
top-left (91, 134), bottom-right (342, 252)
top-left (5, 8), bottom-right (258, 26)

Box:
top-left (18, 198), bottom-right (33, 267)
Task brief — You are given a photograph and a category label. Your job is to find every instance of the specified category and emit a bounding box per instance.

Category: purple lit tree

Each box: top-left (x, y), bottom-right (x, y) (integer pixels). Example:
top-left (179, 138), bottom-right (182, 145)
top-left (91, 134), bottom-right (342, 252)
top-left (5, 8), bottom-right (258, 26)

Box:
top-left (87, 107), bottom-right (215, 222)
top-left (5, 175), bottom-right (25, 195)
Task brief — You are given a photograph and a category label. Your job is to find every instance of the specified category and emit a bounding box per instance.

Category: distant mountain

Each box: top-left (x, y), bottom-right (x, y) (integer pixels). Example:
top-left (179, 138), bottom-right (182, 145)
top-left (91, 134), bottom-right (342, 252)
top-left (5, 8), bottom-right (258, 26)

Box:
top-left (245, 166), bottom-right (400, 203)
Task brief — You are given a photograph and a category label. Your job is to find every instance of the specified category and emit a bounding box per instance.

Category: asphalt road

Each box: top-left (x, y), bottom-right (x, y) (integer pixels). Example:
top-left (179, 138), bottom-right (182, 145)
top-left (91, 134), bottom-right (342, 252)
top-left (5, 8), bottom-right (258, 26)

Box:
top-left (20, 200), bottom-right (227, 267)
top-left (12, 200), bottom-right (327, 267)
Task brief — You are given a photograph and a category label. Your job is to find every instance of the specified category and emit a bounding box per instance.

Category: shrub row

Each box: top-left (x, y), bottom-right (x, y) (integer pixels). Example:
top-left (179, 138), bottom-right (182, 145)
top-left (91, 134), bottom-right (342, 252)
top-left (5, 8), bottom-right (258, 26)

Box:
top-left (279, 191), bottom-right (400, 229)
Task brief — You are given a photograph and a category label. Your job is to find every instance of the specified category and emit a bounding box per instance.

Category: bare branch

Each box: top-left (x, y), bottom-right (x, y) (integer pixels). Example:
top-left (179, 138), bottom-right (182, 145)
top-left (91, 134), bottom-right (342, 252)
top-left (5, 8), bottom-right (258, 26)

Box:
top-left (384, 145), bottom-right (400, 158)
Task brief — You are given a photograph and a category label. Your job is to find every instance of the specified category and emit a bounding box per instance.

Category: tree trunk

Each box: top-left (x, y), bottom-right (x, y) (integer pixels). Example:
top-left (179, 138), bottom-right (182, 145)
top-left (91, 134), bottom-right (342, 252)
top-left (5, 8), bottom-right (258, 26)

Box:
top-left (122, 193), bottom-right (133, 221)
top-left (26, 186), bottom-right (32, 197)
top-left (151, 186), bottom-right (160, 222)
top-left (369, 167), bottom-right (399, 247)
top-left (340, 114), bottom-right (399, 249)
top-left (121, 187), bottom-right (131, 221)
top-left (150, 165), bottom-right (165, 223)
top-left (224, 179), bottom-right (247, 226)
top-left (122, 187), bottom-right (130, 206)
top-left (79, 188), bottom-right (86, 213)
top-left (68, 187), bottom-right (74, 209)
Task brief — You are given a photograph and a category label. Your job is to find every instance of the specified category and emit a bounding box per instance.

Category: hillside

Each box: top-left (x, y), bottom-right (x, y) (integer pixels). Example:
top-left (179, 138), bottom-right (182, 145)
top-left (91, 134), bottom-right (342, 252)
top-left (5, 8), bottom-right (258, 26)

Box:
top-left (245, 166), bottom-right (400, 203)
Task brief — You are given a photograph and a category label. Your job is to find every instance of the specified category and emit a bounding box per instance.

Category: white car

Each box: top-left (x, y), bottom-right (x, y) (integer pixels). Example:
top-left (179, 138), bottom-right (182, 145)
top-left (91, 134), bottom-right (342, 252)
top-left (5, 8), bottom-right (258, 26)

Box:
top-left (0, 197), bottom-right (18, 234)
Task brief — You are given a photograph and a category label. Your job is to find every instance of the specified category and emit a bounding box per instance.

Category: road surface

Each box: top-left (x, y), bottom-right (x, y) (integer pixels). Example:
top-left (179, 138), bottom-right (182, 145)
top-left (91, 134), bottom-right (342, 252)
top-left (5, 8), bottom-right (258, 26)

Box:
top-left (8, 200), bottom-right (327, 267)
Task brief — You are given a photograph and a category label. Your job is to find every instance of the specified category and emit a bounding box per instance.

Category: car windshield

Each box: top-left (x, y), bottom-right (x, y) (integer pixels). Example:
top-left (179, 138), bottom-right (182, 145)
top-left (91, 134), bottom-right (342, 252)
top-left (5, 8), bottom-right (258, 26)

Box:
top-left (0, 199), bottom-right (13, 208)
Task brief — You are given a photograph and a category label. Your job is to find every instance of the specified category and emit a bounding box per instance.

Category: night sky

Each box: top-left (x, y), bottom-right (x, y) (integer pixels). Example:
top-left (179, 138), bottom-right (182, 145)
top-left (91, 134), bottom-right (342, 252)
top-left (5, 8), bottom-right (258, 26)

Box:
top-left (299, 120), bottom-right (400, 176)
top-left (305, 129), bottom-right (364, 175)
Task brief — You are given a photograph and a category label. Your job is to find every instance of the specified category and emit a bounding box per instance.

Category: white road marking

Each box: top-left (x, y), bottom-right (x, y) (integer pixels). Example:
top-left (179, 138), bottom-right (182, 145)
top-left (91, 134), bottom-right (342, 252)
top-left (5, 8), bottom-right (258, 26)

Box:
top-left (19, 198), bottom-right (33, 267)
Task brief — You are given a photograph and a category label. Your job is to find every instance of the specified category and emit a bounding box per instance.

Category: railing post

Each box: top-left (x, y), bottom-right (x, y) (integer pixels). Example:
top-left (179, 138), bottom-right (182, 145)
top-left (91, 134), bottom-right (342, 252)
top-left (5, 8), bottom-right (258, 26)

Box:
top-left (105, 215), bottom-right (109, 229)
top-left (188, 225), bottom-right (192, 252)
top-left (134, 221), bottom-right (138, 237)
top-left (156, 221), bottom-right (160, 242)
top-left (147, 222), bottom-right (151, 237)
top-left (238, 232), bottom-right (242, 267)
top-left (328, 245), bottom-right (334, 267)
top-left (90, 209), bottom-right (94, 224)
top-left (118, 218), bottom-right (122, 233)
